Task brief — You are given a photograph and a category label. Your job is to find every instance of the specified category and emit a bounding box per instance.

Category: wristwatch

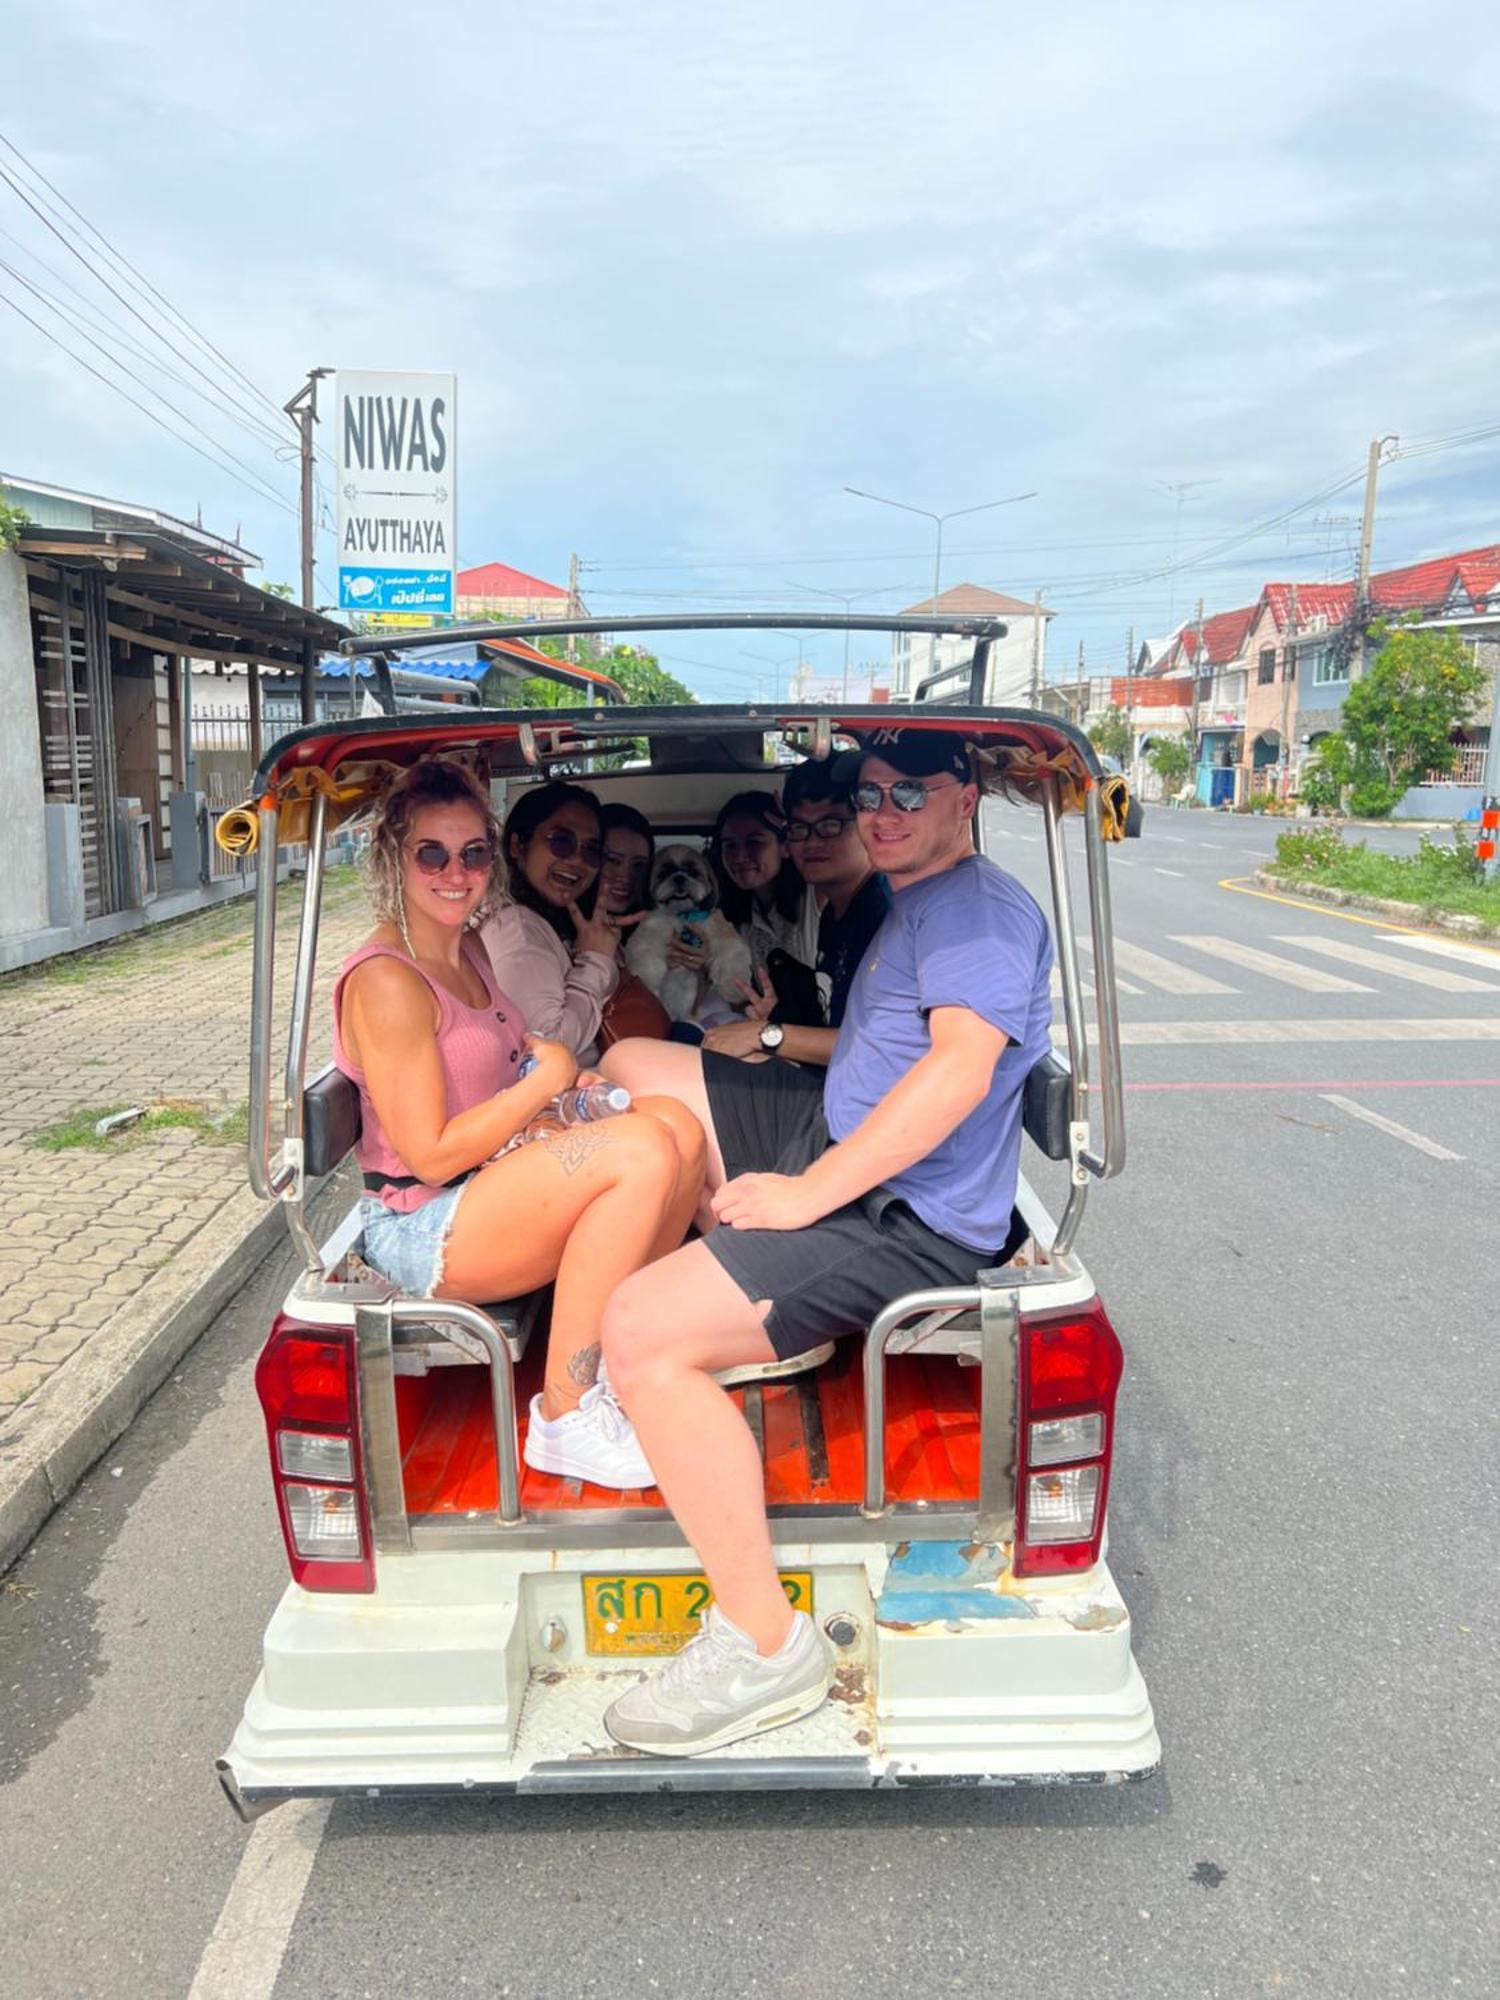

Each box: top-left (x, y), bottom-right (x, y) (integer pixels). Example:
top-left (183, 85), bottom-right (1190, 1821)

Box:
top-left (758, 1023), bottom-right (786, 1054)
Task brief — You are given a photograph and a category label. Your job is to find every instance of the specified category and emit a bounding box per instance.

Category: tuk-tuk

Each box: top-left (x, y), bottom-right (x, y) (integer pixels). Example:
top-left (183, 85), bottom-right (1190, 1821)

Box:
top-left (216, 611), bottom-right (1157, 1814)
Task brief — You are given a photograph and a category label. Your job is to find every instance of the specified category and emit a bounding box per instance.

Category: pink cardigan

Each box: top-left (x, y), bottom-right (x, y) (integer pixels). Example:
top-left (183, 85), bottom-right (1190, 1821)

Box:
top-left (479, 903), bottom-right (618, 1061)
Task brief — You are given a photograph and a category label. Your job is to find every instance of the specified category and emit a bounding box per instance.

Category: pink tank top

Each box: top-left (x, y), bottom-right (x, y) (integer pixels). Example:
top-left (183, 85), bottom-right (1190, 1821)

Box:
top-left (332, 939), bottom-right (529, 1213)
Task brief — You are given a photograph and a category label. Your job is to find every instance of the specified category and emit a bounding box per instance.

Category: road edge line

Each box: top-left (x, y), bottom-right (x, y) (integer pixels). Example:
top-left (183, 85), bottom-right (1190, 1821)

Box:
top-left (0, 1179), bottom-right (331, 1576)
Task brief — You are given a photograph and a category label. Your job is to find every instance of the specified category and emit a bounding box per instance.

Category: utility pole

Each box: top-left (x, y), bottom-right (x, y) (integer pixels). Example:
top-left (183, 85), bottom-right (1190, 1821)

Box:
top-left (1075, 640), bottom-right (1086, 726)
top-left (1279, 583), bottom-right (1299, 800)
top-left (1353, 435), bottom-right (1397, 685)
top-left (284, 368), bottom-right (329, 722)
top-left (1028, 589), bottom-right (1044, 706)
top-left (1188, 595), bottom-right (1205, 788)
top-left (1480, 649), bottom-right (1500, 881)
top-left (1125, 625), bottom-right (1135, 777)
top-left (567, 551), bottom-right (581, 662)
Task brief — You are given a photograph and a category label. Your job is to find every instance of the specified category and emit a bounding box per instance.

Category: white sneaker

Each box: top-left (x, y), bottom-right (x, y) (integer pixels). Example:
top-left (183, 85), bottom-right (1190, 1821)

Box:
top-left (604, 1604), bottom-right (832, 1757)
top-left (523, 1381), bottom-right (655, 1490)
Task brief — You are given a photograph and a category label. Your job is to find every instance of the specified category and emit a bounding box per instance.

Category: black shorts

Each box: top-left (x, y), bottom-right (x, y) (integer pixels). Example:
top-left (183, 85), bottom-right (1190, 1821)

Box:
top-left (700, 1051), bottom-right (1025, 1360)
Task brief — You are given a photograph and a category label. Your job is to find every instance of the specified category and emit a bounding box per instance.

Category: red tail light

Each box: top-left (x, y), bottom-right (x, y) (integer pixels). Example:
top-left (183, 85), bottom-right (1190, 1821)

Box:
top-left (1013, 1301), bottom-right (1123, 1578)
top-left (255, 1316), bottom-right (374, 1593)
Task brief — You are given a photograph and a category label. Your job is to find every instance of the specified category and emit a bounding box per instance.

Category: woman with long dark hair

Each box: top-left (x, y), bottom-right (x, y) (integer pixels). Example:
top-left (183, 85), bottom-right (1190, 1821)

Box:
top-left (708, 791), bottom-right (818, 983)
top-left (480, 781), bottom-right (638, 1062)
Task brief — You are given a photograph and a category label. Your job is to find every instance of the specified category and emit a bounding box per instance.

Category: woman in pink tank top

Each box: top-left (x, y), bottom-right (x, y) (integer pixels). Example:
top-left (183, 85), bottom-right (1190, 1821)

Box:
top-left (335, 760), bottom-right (706, 1492)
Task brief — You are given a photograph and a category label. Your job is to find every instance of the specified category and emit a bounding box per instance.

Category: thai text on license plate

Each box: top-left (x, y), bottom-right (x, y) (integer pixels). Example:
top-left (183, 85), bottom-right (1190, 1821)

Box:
top-left (582, 1571), bottom-right (814, 1656)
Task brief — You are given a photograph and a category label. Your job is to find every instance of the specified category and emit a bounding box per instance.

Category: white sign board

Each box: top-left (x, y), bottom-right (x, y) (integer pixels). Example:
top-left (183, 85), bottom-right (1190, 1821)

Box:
top-left (334, 370), bottom-right (456, 616)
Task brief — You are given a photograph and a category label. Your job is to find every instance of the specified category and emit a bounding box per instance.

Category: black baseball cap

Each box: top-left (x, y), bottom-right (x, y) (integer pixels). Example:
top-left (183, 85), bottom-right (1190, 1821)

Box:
top-left (835, 727), bottom-right (975, 785)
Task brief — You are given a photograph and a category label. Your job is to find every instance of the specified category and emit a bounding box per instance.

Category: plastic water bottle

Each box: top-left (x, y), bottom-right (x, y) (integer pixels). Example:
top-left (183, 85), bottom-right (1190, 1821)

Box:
top-left (553, 1083), bottom-right (632, 1124)
top-left (502, 1081), bottom-right (632, 1153)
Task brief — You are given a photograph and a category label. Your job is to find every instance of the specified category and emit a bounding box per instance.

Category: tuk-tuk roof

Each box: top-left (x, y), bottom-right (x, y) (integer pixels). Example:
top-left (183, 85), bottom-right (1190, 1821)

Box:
top-left (250, 702), bottom-right (1103, 801)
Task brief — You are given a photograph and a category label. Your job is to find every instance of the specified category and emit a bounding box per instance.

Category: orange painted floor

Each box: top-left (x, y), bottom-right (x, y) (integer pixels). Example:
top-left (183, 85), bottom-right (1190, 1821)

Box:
top-left (395, 1341), bottom-right (983, 1514)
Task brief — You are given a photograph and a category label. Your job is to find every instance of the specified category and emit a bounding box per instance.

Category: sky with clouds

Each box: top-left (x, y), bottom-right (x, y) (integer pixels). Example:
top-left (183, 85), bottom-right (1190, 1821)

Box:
top-left (3, 0), bottom-right (1498, 698)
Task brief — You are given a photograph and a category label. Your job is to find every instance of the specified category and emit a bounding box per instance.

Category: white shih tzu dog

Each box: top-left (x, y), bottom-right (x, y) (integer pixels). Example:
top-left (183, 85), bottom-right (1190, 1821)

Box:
top-left (626, 843), bottom-right (752, 1024)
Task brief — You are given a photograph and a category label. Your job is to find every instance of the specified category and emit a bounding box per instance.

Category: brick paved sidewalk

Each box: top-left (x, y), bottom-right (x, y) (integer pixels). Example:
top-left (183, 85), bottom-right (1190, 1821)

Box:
top-left (0, 870), bottom-right (370, 1415)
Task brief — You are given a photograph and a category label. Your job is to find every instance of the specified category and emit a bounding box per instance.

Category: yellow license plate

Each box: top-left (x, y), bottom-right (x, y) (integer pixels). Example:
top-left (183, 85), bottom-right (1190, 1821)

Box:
top-left (582, 1571), bottom-right (814, 1656)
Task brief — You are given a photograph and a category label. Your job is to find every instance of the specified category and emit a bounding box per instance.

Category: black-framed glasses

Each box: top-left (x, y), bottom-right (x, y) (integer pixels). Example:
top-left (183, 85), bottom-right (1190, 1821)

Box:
top-left (408, 838), bottom-right (495, 875)
top-left (853, 777), bottom-right (960, 815)
top-left (786, 815), bottom-right (854, 844)
top-left (541, 827), bottom-right (604, 868)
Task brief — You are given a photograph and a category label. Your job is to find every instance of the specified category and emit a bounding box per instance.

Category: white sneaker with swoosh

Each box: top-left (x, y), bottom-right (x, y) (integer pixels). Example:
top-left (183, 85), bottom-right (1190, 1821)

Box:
top-left (604, 1605), bottom-right (832, 1756)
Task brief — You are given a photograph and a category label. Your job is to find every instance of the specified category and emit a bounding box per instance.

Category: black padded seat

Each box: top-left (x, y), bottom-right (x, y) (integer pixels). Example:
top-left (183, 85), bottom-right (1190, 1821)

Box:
top-left (1021, 1049), bottom-right (1074, 1161)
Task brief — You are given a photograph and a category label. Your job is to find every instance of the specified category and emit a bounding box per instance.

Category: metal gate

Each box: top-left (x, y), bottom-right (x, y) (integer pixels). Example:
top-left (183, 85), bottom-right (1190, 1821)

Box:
top-left (31, 568), bottom-right (122, 919)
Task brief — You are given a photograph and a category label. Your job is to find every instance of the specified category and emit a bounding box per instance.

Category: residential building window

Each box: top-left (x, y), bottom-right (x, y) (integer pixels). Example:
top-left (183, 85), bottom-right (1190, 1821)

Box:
top-left (1310, 647), bottom-right (1347, 687)
top-left (1257, 647), bottom-right (1276, 686)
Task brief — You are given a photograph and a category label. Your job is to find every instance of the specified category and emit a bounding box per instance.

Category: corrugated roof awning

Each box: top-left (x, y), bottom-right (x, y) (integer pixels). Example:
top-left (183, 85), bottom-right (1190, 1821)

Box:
top-left (19, 525), bottom-right (348, 670)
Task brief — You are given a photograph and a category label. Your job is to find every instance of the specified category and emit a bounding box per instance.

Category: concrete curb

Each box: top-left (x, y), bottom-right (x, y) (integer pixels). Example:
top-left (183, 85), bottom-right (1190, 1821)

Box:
top-left (1252, 870), bottom-right (1499, 940)
top-left (0, 1180), bottom-right (326, 1576)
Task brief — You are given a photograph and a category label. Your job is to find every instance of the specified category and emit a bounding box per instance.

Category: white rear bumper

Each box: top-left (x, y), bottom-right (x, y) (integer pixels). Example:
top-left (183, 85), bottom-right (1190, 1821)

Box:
top-left (221, 1540), bottom-right (1160, 1809)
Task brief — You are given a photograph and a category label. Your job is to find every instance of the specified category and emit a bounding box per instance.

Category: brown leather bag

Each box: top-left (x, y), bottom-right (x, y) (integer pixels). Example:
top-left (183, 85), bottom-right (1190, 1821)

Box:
top-left (597, 966), bottom-right (671, 1049)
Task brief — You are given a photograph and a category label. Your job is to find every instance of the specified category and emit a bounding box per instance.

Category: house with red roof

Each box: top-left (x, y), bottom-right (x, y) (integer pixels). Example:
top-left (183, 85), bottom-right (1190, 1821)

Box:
top-left (455, 561), bottom-right (577, 626)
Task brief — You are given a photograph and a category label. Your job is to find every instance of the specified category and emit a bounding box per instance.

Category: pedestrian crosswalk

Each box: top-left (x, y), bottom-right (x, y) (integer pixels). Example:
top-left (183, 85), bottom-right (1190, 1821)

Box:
top-left (1050, 927), bottom-right (1500, 1007)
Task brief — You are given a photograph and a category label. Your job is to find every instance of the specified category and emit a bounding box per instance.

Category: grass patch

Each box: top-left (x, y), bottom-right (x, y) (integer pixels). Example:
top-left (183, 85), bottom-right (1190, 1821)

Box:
top-left (1268, 827), bottom-right (1500, 929)
top-left (27, 1098), bottom-right (250, 1153)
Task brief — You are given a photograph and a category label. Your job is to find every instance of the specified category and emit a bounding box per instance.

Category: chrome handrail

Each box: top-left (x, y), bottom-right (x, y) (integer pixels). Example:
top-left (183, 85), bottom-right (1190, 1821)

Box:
top-left (247, 804), bottom-right (281, 1200)
top-left (1041, 777), bottom-right (1091, 1254)
top-left (861, 1286), bottom-right (986, 1515)
top-left (391, 1300), bottom-right (522, 1525)
top-left (279, 790), bottom-right (328, 1273)
top-left (1081, 782), bottom-right (1127, 1179)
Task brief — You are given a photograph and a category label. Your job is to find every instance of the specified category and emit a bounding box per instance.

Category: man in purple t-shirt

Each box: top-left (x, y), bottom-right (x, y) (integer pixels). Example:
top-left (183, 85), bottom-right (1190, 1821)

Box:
top-left (597, 729), bottom-right (1054, 1758)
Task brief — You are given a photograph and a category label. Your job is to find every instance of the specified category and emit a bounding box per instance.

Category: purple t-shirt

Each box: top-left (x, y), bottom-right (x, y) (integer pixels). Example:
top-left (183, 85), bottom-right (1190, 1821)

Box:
top-left (823, 853), bottom-right (1054, 1252)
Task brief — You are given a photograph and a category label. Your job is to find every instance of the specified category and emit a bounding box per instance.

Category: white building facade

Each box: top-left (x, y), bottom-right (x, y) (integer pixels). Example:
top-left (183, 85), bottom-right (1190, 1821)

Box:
top-left (889, 584), bottom-right (1052, 704)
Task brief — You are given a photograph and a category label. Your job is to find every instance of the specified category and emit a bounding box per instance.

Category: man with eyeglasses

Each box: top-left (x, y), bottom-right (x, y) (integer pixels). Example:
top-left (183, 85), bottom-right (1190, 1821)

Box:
top-left (597, 728), bottom-right (1055, 1759)
top-left (702, 757), bottom-right (891, 1066)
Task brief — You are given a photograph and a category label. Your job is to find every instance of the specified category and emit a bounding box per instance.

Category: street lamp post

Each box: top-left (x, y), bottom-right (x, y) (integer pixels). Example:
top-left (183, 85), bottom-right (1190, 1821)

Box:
top-left (788, 583), bottom-right (866, 700)
top-left (844, 485), bottom-right (1037, 698)
top-left (741, 648), bottom-right (804, 705)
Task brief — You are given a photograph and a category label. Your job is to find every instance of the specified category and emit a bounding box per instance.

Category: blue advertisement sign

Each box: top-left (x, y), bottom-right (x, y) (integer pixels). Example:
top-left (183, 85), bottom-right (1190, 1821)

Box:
top-left (337, 567), bottom-right (454, 614)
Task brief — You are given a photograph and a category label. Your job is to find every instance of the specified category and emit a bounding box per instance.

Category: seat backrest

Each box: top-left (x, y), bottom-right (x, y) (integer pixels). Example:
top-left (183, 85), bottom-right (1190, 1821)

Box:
top-left (304, 1063), bottom-right (362, 1179)
top-left (1021, 1049), bottom-right (1073, 1161)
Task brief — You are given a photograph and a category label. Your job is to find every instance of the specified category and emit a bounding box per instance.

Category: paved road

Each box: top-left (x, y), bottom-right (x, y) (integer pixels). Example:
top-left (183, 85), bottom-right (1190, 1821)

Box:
top-left (2, 814), bottom-right (1495, 1999)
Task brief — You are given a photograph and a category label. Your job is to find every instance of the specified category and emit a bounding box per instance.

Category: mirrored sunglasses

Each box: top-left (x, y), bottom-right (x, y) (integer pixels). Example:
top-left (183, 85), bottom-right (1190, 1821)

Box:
top-left (542, 827), bottom-right (604, 867)
top-left (786, 815), bottom-right (854, 843)
top-left (853, 777), bottom-right (959, 814)
top-left (409, 838), bottom-right (495, 875)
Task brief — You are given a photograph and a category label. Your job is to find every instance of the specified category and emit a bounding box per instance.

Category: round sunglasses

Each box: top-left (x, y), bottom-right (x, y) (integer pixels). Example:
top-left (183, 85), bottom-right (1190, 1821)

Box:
top-left (786, 815), bottom-right (854, 843)
top-left (408, 838), bottom-right (495, 875)
top-left (852, 777), bottom-right (960, 814)
top-left (540, 827), bottom-right (604, 868)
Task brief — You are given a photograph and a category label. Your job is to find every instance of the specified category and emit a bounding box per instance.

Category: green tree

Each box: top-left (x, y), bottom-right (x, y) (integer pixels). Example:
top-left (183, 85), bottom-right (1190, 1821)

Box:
top-left (1087, 708), bottom-right (1132, 761)
top-left (500, 639), bottom-right (697, 711)
top-left (0, 488), bottom-right (30, 551)
top-left (1147, 735), bottom-right (1192, 793)
top-left (1297, 734), bottom-right (1352, 815)
top-left (1334, 622), bottom-right (1486, 818)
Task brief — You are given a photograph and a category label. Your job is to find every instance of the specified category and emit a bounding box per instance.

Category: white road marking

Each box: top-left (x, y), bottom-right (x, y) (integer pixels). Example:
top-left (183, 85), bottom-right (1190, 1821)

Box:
top-left (1053, 957), bottom-right (1146, 998)
top-left (1153, 867), bottom-right (1185, 878)
top-left (1151, 834), bottom-right (1188, 844)
top-left (1171, 934), bottom-right (1373, 992)
top-left (1271, 932), bottom-right (1500, 993)
top-left (1377, 931), bottom-right (1500, 972)
top-left (1063, 1016), bottom-right (1500, 1046)
top-left (1071, 940), bottom-right (1146, 994)
top-left (1320, 1093), bottom-right (1465, 1162)
top-left (1113, 857), bottom-right (1136, 868)
top-left (1238, 849), bottom-right (1271, 860)
top-left (1107, 935), bottom-right (1238, 995)
top-left (188, 1799), bottom-right (331, 2000)
top-left (1197, 841), bottom-right (1222, 849)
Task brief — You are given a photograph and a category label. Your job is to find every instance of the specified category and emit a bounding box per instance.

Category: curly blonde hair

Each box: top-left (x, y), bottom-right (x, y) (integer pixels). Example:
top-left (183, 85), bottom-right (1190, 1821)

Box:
top-left (362, 758), bottom-right (508, 937)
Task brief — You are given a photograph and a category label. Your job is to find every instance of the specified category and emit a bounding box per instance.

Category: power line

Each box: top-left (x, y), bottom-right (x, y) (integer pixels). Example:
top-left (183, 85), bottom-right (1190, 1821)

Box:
top-left (0, 129), bottom-right (292, 437)
top-left (0, 256), bottom-right (295, 507)
top-left (0, 285), bottom-right (299, 519)
top-left (0, 224), bottom-right (289, 453)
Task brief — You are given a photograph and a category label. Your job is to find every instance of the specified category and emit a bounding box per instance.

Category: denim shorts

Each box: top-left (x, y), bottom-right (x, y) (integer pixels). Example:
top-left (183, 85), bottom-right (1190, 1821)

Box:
top-left (359, 1180), bottom-right (471, 1298)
